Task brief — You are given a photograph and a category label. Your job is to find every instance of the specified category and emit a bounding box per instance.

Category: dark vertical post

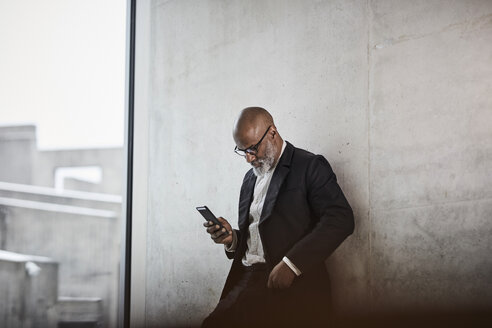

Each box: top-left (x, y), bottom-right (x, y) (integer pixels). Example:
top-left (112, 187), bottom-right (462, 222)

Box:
top-left (119, 0), bottom-right (136, 327)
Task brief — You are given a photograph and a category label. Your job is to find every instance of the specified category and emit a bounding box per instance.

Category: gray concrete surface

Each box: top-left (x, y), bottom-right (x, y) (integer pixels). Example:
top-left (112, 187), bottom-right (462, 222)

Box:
top-left (0, 181), bottom-right (122, 212)
top-left (134, 0), bottom-right (492, 326)
top-left (34, 147), bottom-right (124, 195)
top-left (57, 297), bottom-right (103, 325)
top-left (369, 0), bottom-right (492, 312)
top-left (0, 125), bottom-right (36, 185)
top-left (0, 250), bottom-right (58, 328)
top-left (0, 125), bottom-right (124, 327)
top-left (0, 196), bottom-right (121, 328)
top-left (0, 125), bottom-right (123, 195)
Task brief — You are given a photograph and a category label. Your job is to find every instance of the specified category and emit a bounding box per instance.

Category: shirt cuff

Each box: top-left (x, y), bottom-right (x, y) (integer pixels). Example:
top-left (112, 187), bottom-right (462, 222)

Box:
top-left (282, 256), bottom-right (302, 276)
top-left (224, 230), bottom-right (238, 252)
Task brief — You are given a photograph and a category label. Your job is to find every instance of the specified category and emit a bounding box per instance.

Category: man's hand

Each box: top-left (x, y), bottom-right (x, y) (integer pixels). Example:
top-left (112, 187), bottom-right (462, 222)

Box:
top-left (267, 260), bottom-right (295, 289)
top-left (203, 217), bottom-right (233, 247)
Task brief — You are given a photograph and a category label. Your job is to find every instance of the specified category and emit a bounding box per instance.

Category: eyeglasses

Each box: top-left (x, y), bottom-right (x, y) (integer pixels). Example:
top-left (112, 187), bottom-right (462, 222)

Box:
top-left (234, 125), bottom-right (271, 157)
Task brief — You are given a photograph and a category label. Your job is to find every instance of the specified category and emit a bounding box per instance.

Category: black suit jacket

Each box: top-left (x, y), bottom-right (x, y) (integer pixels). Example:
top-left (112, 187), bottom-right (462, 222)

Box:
top-left (221, 141), bottom-right (354, 316)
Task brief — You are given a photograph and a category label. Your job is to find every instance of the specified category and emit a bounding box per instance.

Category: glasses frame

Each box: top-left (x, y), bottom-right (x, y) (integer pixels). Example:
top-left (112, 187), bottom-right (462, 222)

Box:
top-left (234, 125), bottom-right (272, 157)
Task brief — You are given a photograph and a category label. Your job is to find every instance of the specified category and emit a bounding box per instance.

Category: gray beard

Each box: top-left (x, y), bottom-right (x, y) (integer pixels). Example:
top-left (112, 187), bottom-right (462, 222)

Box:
top-left (252, 141), bottom-right (276, 177)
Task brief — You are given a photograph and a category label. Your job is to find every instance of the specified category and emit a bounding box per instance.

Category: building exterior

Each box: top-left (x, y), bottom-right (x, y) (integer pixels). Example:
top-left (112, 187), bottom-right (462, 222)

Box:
top-left (0, 125), bottom-right (124, 328)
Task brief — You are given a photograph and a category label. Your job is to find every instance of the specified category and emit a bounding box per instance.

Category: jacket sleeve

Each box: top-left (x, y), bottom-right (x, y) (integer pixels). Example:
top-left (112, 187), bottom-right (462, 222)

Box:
top-left (285, 155), bottom-right (354, 273)
top-left (224, 229), bottom-right (242, 259)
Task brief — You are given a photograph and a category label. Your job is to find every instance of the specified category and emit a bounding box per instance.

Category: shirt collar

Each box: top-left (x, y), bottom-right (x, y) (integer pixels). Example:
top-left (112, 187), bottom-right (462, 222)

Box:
top-left (271, 140), bottom-right (286, 172)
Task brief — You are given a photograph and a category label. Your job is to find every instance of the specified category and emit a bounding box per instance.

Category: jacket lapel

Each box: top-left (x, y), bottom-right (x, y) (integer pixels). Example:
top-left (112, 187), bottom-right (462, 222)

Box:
top-left (238, 170), bottom-right (256, 231)
top-left (259, 141), bottom-right (294, 225)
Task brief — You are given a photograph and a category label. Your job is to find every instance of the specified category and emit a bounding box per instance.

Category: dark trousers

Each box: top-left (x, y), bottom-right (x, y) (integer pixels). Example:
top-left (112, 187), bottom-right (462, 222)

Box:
top-left (202, 265), bottom-right (271, 328)
top-left (201, 265), bottom-right (331, 328)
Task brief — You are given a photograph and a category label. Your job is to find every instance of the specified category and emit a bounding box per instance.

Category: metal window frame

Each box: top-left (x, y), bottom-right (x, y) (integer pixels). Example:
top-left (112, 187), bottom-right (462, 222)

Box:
top-left (119, 0), bottom-right (136, 327)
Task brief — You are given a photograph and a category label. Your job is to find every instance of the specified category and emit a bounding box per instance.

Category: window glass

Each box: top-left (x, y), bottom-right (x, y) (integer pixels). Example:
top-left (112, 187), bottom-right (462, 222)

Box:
top-left (0, 1), bottom-right (126, 327)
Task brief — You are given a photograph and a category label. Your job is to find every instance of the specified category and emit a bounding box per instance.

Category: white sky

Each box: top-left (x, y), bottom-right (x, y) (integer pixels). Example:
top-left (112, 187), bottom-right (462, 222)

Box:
top-left (0, 0), bottom-right (126, 150)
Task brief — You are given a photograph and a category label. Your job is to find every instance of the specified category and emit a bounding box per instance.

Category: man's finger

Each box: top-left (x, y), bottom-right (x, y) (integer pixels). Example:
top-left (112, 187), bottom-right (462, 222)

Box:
top-left (267, 273), bottom-right (273, 289)
top-left (206, 225), bottom-right (221, 234)
top-left (215, 235), bottom-right (229, 244)
top-left (211, 228), bottom-right (227, 239)
top-left (214, 228), bottom-right (226, 238)
top-left (203, 222), bottom-right (216, 229)
top-left (210, 233), bottom-right (221, 241)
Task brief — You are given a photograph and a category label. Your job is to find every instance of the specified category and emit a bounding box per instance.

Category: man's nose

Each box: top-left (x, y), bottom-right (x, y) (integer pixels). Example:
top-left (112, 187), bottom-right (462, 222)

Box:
top-left (245, 153), bottom-right (256, 163)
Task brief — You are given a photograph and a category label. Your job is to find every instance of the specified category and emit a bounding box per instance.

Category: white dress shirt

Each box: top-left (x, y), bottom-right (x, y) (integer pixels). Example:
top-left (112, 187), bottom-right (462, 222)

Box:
top-left (226, 141), bottom-right (301, 276)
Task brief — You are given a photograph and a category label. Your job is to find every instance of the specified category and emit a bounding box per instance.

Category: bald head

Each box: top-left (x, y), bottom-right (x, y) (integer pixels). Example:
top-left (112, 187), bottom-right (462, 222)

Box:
top-left (232, 107), bottom-right (283, 175)
top-left (233, 107), bottom-right (275, 147)
top-left (234, 107), bottom-right (273, 131)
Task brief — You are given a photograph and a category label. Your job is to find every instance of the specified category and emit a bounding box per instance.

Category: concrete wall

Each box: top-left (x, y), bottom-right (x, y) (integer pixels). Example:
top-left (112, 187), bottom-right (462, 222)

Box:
top-left (35, 148), bottom-right (124, 195)
top-left (0, 126), bottom-right (124, 327)
top-left (0, 250), bottom-right (58, 328)
top-left (368, 0), bottom-right (492, 311)
top-left (134, 0), bottom-right (492, 326)
top-left (0, 125), bottom-right (36, 185)
top-left (0, 182), bottom-right (122, 213)
top-left (0, 125), bottom-right (123, 195)
top-left (0, 194), bottom-right (121, 328)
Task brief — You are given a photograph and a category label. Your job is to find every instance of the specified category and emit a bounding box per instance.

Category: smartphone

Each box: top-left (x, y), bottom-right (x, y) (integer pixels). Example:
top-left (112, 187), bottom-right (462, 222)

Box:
top-left (196, 206), bottom-right (225, 230)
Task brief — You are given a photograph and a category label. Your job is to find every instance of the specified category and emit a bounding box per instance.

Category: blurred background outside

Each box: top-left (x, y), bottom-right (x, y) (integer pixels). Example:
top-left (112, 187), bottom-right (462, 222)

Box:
top-left (0, 1), bottom-right (126, 327)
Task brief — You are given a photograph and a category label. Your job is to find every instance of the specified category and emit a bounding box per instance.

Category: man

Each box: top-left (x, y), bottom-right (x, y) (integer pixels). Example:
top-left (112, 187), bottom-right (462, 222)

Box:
top-left (202, 107), bottom-right (354, 327)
